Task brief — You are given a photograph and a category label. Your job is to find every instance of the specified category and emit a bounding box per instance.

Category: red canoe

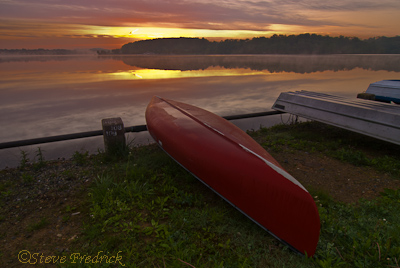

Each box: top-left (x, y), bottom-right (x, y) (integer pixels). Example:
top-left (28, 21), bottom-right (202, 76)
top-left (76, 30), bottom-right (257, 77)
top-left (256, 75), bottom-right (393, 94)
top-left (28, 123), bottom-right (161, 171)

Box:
top-left (145, 96), bottom-right (320, 256)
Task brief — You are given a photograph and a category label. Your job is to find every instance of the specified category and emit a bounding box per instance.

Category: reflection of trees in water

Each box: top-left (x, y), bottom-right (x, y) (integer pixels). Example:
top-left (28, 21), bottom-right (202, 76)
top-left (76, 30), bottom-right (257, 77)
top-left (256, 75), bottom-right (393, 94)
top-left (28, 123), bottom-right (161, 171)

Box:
top-left (2, 54), bottom-right (399, 74)
top-left (0, 55), bottom-right (91, 63)
top-left (119, 55), bottom-right (400, 74)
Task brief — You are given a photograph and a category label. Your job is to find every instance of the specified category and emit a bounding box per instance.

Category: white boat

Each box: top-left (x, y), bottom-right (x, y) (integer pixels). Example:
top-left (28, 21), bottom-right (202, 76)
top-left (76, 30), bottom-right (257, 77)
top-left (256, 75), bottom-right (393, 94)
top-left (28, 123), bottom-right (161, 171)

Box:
top-left (272, 90), bottom-right (400, 145)
top-left (365, 80), bottom-right (400, 104)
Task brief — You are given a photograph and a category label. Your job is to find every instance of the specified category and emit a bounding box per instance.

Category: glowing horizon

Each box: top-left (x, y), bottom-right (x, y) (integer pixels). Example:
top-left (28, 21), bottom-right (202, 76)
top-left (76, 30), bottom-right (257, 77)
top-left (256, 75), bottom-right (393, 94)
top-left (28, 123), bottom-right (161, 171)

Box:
top-left (0, 0), bottom-right (399, 49)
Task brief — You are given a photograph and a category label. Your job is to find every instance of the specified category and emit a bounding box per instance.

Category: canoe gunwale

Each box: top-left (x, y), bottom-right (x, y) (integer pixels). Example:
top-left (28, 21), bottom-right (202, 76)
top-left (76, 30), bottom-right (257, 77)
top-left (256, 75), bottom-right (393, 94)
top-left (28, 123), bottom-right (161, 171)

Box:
top-left (159, 97), bottom-right (307, 191)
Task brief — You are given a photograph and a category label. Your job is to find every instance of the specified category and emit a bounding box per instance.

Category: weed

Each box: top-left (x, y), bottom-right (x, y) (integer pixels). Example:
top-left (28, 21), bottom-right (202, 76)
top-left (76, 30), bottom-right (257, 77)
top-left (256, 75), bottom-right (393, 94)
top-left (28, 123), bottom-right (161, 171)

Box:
top-left (21, 173), bottom-right (33, 184)
top-left (62, 215), bottom-right (70, 223)
top-left (0, 190), bottom-right (12, 198)
top-left (103, 142), bottom-right (130, 163)
top-left (27, 217), bottom-right (49, 232)
top-left (372, 155), bottom-right (400, 177)
top-left (72, 150), bottom-right (89, 166)
top-left (36, 147), bottom-right (44, 163)
top-left (0, 181), bottom-right (12, 193)
top-left (33, 147), bottom-right (45, 170)
top-left (61, 170), bottom-right (74, 180)
top-left (65, 205), bottom-right (76, 212)
top-left (333, 147), bottom-right (371, 166)
top-left (19, 150), bottom-right (29, 169)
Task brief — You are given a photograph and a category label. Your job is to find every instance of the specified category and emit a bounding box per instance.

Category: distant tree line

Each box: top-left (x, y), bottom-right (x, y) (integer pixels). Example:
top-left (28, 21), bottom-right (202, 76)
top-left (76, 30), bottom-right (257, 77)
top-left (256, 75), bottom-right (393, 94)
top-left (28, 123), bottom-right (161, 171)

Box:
top-left (0, 48), bottom-right (97, 55)
top-left (113, 34), bottom-right (400, 55)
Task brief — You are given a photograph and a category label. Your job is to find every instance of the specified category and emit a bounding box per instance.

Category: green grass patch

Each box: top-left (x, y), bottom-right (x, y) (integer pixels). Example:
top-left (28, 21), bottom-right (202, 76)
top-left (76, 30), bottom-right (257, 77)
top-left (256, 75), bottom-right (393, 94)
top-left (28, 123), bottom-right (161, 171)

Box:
top-left (33, 147), bottom-right (46, 170)
top-left (21, 172), bottom-right (34, 184)
top-left (72, 150), bottom-right (90, 166)
top-left (79, 146), bottom-right (315, 267)
top-left (250, 121), bottom-right (400, 177)
top-left (47, 121), bottom-right (399, 267)
top-left (27, 217), bottom-right (49, 232)
top-left (73, 139), bottom-right (400, 267)
top-left (314, 188), bottom-right (400, 268)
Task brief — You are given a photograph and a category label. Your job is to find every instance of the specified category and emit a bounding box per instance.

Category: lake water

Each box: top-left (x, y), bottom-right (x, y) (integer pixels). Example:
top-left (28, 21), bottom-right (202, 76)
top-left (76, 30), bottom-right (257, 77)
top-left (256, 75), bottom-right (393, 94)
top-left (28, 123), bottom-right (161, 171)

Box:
top-left (1, 54), bottom-right (399, 168)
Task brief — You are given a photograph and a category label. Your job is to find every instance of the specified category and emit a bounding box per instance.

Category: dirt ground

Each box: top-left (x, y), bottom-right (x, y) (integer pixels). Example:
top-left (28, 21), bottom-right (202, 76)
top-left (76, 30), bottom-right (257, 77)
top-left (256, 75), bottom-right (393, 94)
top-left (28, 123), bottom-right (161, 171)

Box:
top-left (0, 160), bottom-right (97, 267)
top-left (1, 147), bottom-right (399, 267)
top-left (271, 149), bottom-right (400, 203)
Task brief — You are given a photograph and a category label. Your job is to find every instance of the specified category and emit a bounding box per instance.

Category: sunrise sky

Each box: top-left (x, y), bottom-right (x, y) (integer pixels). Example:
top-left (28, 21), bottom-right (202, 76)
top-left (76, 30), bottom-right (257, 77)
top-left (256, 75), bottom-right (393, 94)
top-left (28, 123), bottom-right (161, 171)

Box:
top-left (1, 0), bottom-right (399, 49)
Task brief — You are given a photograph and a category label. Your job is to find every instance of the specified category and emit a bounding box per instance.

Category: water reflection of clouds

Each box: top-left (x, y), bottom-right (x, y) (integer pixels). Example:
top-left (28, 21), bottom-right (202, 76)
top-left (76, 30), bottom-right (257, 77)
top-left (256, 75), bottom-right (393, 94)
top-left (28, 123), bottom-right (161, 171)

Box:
top-left (1, 55), bottom-right (400, 168)
top-left (0, 74), bottom-right (289, 141)
top-left (1, 69), bottom-right (397, 142)
top-left (0, 66), bottom-right (271, 92)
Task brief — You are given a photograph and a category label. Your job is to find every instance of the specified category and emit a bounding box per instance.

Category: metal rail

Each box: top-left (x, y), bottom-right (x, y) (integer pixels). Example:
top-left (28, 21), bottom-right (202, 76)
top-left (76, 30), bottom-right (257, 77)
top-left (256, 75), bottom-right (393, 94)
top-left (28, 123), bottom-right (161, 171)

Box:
top-left (0, 110), bottom-right (284, 149)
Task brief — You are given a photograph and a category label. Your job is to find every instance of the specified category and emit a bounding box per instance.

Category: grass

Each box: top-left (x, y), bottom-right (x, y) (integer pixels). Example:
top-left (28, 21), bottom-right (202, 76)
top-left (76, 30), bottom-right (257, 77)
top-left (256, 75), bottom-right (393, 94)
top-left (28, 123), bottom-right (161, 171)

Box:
top-left (72, 150), bottom-right (90, 166)
top-left (6, 121), bottom-right (400, 267)
top-left (67, 121), bottom-right (400, 267)
top-left (17, 147), bottom-right (47, 170)
top-left (80, 148), bottom-right (314, 267)
top-left (33, 147), bottom-right (46, 170)
top-left (250, 121), bottom-right (400, 178)
top-left (26, 217), bottom-right (49, 232)
top-left (19, 150), bottom-right (29, 169)
top-left (314, 188), bottom-right (400, 267)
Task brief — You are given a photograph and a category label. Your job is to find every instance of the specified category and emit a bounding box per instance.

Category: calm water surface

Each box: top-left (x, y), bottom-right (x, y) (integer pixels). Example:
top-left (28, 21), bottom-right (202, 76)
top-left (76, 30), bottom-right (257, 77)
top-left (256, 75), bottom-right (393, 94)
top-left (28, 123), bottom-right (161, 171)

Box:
top-left (1, 54), bottom-right (399, 168)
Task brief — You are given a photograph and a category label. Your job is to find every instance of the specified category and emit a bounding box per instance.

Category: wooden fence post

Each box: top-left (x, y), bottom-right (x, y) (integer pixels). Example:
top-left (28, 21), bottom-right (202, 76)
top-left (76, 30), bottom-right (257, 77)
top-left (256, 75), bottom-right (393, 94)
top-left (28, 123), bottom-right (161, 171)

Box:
top-left (101, 117), bottom-right (126, 154)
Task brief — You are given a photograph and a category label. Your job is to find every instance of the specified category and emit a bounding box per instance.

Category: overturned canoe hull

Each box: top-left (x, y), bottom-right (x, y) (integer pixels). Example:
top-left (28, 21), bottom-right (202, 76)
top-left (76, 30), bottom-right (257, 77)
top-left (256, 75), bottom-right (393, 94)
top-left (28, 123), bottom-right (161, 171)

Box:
top-left (145, 96), bottom-right (320, 256)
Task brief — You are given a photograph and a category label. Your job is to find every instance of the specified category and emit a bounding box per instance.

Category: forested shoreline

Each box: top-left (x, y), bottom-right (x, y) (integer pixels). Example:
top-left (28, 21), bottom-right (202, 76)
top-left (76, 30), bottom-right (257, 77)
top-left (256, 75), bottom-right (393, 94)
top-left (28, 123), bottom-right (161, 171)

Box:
top-left (2, 34), bottom-right (399, 55)
top-left (0, 48), bottom-right (98, 55)
top-left (115, 34), bottom-right (400, 55)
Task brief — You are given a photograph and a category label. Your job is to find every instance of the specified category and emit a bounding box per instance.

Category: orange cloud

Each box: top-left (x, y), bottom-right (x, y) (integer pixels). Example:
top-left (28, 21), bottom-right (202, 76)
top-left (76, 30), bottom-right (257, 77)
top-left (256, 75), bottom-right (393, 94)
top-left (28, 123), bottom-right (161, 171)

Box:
top-left (1, 0), bottom-right (399, 49)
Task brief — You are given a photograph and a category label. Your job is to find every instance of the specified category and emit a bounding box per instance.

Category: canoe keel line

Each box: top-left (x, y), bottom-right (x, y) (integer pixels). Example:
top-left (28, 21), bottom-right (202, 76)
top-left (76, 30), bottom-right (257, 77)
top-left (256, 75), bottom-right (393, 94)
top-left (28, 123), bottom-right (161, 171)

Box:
top-left (145, 96), bottom-right (320, 256)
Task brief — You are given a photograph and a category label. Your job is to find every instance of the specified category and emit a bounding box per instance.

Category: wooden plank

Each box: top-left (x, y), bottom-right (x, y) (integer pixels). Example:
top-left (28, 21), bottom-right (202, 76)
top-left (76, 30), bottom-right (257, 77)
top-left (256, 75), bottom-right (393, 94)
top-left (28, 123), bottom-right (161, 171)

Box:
top-left (101, 117), bottom-right (126, 154)
top-left (272, 91), bottom-right (400, 145)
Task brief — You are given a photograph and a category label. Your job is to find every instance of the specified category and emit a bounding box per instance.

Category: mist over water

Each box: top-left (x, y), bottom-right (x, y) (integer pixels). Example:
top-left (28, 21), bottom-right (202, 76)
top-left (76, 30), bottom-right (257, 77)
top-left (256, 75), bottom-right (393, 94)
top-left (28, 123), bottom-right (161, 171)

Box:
top-left (1, 54), bottom-right (399, 168)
